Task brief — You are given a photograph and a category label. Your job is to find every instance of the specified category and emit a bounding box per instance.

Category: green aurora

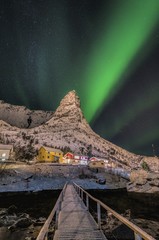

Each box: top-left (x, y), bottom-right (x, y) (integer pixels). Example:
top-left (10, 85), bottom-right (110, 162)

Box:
top-left (81, 0), bottom-right (159, 123)
top-left (0, 0), bottom-right (159, 155)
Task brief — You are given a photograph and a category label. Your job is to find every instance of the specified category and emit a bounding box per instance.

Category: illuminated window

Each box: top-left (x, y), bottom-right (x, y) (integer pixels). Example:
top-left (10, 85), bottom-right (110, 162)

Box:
top-left (1, 153), bottom-right (6, 161)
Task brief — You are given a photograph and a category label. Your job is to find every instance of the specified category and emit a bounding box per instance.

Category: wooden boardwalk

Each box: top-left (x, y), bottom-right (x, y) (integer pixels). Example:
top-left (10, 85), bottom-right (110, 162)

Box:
top-left (53, 184), bottom-right (107, 240)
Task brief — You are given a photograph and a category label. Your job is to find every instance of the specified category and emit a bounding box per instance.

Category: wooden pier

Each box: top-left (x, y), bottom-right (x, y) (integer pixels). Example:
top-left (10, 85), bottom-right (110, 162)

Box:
top-left (36, 183), bottom-right (155, 240)
top-left (53, 184), bottom-right (107, 239)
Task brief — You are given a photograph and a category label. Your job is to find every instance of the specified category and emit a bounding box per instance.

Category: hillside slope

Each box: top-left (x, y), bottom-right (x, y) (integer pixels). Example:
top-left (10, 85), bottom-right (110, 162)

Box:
top-left (0, 91), bottom-right (143, 170)
top-left (0, 100), bottom-right (53, 128)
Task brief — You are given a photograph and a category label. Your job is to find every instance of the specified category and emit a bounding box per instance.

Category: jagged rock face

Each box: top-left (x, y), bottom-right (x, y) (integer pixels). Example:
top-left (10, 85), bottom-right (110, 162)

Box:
top-left (0, 100), bottom-right (53, 128)
top-left (47, 91), bottom-right (84, 125)
top-left (44, 91), bottom-right (94, 136)
top-left (58, 90), bottom-right (80, 109)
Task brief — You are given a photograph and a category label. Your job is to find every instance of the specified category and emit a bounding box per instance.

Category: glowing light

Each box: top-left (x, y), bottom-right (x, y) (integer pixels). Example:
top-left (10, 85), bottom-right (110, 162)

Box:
top-left (81, 0), bottom-right (159, 122)
top-left (105, 80), bottom-right (159, 138)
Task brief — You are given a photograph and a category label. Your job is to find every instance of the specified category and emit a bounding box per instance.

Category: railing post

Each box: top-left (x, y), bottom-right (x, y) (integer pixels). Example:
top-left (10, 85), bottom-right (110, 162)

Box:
top-left (55, 209), bottom-right (59, 227)
top-left (44, 233), bottom-right (48, 240)
top-left (134, 232), bottom-right (142, 240)
top-left (81, 190), bottom-right (83, 200)
top-left (59, 200), bottom-right (62, 211)
top-left (86, 194), bottom-right (89, 210)
top-left (97, 202), bottom-right (101, 229)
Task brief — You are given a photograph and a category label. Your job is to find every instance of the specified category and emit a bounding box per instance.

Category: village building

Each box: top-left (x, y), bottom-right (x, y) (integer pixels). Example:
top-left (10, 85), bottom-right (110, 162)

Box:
top-left (63, 152), bottom-right (74, 164)
top-left (0, 144), bottom-right (13, 161)
top-left (64, 152), bottom-right (74, 159)
top-left (88, 160), bottom-right (105, 169)
top-left (74, 155), bottom-right (89, 165)
top-left (38, 146), bottom-right (63, 163)
top-left (89, 157), bottom-right (99, 161)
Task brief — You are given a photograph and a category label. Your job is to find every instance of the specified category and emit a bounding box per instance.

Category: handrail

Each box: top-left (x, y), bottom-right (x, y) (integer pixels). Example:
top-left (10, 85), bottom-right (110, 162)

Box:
top-left (73, 182), bottom-right (155, 240)
top-left (36, 183), bottom-right (67, 240)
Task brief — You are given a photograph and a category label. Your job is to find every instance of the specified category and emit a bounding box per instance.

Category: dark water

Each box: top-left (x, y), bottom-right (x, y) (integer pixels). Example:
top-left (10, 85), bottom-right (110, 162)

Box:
top-left (89, 189), bottom-right (159, 220)
top-left (0, 190), bottom-right (61, 218)
top-left (0, 189), bottom-right (159, 239)
top-left (88, 189), bottom-right (159, 239)
top-left (0, 190), bottom-right (61, 240)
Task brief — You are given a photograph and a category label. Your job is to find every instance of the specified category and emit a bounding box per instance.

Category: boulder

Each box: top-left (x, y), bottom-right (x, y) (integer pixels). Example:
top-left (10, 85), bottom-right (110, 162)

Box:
top-left (0, 208), bottom-right (7, 216)
top-left (128, 170), bottom-right (159, 193)
top-left (130, 170), bottom-right (148, 185)
top-left (7, 205), bottom-right (17, 214)
top-left (15, 217), bottom-right (32, 228)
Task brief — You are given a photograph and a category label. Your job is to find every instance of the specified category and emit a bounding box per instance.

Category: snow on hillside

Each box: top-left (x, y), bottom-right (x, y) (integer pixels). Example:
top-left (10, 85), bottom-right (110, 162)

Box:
top-left (0, 100), bottom-right (53, 128)
top-left (0, 90), bottom-right (157, 171)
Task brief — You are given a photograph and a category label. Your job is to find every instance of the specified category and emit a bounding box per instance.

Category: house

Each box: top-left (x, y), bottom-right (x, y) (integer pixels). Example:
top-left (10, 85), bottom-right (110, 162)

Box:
top-left (38, 146), bottom-right (63, 163)
top-left (88, 160), bottom-right (105, 169)
top-left (80, 156), bottom-right (89, 161)
top-left (79, 156), bottom-right (89, 165)
top-left (63, 152), bottom-right (74, 164)
top-left (89, 157), bottom-right (100, 161)
top-left (73, 155), bottom-right (80, 164)
top-left (0, 144), bottom-right (13, 161)
top-left (64, 152), bottom-right (74, 159)
top-left (74, 155), bottom-right (88, 165)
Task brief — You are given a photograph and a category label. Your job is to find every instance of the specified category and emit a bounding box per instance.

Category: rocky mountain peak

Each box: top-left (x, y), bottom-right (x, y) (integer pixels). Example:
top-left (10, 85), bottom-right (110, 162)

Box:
top-left (59, 90), bottom-right (80, 108)
top-left (46, 90), bottom-right (85, 126)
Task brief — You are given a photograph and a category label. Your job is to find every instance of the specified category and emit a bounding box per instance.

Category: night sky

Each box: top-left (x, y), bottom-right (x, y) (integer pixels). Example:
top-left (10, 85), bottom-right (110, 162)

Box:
top-left (0, 0), bottom-right (159, 156)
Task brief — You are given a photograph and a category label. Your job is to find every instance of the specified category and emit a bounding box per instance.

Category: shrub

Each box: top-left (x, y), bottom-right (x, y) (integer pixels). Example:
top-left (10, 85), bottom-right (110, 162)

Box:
top-left (141, 161), bottom-right (150, 171)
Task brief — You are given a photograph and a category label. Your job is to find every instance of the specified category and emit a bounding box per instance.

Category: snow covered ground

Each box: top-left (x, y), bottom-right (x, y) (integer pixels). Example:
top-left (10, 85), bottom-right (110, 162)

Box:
top-left (0, 163), bottom-right (119, 193)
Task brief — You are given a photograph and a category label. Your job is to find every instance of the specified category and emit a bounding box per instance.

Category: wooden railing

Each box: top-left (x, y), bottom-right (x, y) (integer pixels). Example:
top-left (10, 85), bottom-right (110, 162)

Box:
top-left (36, 183), bottom-right (67, 240)
top-left (73, 182), bottom-right (155, 240)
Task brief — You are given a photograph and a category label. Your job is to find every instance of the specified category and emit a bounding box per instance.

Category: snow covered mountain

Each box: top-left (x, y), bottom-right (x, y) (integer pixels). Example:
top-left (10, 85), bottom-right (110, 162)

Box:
top-left (0, 100), bottom-right (53, 128)
top-left (0, 90), bottom-right (155, 170)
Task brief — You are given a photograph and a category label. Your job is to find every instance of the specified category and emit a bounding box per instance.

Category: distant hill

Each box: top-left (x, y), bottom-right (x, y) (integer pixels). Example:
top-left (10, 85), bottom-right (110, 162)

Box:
top-left (0, 100), bottom-right (53, 128)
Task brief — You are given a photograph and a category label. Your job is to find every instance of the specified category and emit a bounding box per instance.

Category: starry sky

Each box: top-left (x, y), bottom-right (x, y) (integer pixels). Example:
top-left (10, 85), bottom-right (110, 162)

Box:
top-left (0, 0), bottom-right (159, 156)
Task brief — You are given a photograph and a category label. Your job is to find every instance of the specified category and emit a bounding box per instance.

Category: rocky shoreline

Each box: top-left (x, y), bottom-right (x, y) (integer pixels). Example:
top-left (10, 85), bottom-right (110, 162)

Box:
top-left (127, 169), bottom-right (159, 193)
top-left (0, 163), bottom-right (127, 193)
top-left (0, 190), bottom-right (60, 240)
top-left (1, 163), bottom-right (158, 193)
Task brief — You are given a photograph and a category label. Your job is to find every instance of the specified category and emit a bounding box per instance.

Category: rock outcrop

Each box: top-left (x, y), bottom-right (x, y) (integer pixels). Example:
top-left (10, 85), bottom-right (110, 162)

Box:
top-left (127, 169), bottom-right (159, 193)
